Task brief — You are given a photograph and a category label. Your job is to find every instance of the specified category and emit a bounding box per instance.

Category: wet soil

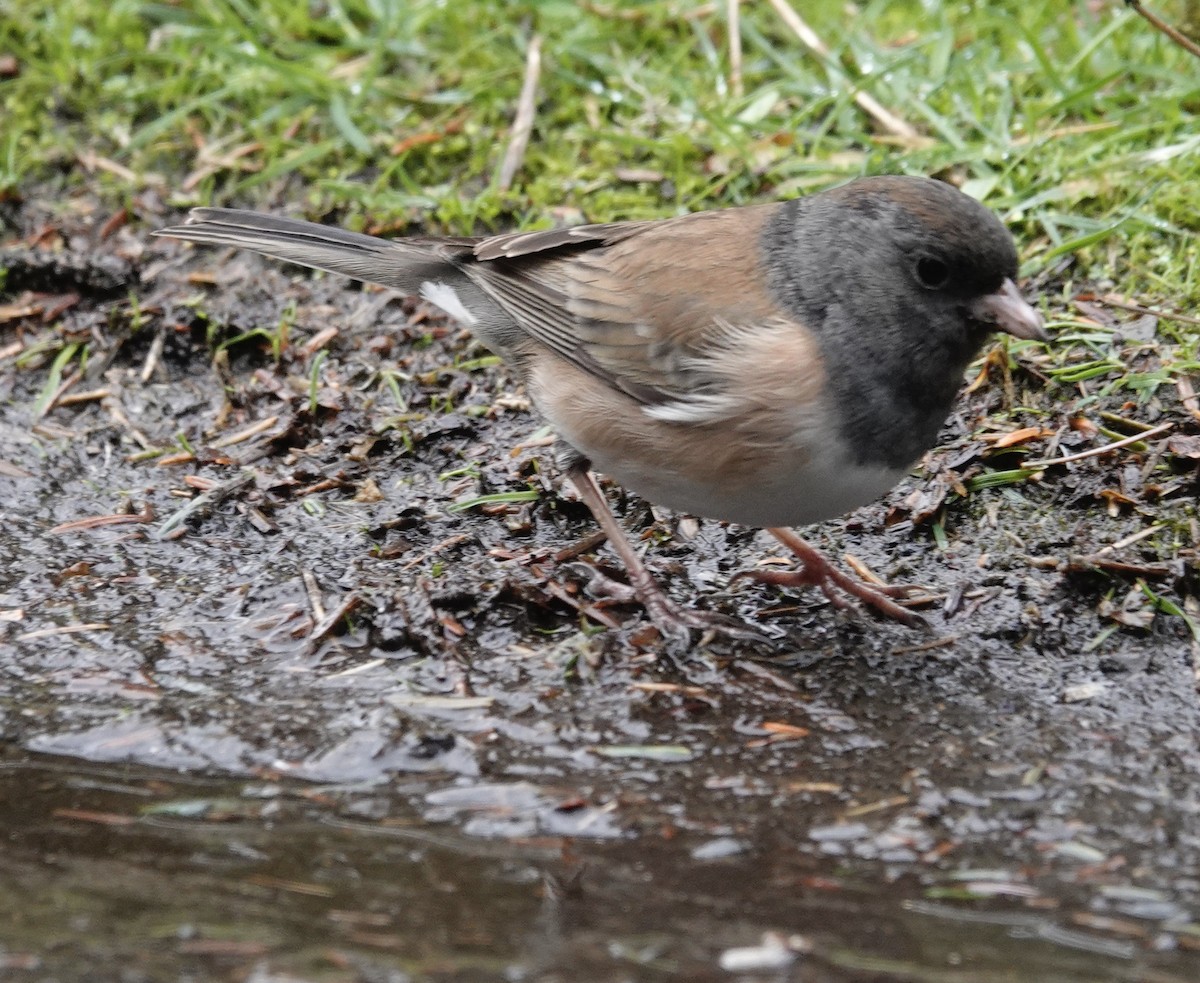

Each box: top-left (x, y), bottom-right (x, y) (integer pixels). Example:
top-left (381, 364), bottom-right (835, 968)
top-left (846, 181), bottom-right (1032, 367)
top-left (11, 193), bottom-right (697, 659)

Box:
top-left (2, 197), bottom-right (1199, 982)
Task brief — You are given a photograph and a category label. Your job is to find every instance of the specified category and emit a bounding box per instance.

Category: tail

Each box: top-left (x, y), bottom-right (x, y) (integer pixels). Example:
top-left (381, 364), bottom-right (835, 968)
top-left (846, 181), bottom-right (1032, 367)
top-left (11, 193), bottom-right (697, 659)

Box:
top-left (155, 207), bottom-right (463, 295)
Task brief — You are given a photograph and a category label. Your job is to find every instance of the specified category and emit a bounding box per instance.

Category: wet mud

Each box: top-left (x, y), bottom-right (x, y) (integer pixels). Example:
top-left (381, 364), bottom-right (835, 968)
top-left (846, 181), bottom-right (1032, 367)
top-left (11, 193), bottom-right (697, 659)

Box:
top-left (1, 198), bottom-right (1199, 981)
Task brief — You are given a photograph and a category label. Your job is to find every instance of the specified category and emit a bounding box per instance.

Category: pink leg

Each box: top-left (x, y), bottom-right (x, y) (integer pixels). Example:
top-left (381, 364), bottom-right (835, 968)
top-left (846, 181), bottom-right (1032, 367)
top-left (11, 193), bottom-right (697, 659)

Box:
top-left (564, 464), bottom-right (762, 639)
top-left (735, 527), bottom-right (927, 629)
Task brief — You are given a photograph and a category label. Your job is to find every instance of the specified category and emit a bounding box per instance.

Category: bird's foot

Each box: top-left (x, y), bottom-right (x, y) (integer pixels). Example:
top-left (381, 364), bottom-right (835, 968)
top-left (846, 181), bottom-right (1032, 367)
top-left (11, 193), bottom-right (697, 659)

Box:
top-left (562, 562), bottom-right (769, 643)
top-left (561, 465), bottom-right (772, 644)
top-left (734, 528), bottom-right (933, 630)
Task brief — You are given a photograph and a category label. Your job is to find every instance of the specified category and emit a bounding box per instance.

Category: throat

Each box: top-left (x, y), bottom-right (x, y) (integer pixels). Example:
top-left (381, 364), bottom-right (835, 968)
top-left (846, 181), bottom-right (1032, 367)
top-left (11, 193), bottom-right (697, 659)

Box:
top-left (827, 341), bottom-right (968, 470)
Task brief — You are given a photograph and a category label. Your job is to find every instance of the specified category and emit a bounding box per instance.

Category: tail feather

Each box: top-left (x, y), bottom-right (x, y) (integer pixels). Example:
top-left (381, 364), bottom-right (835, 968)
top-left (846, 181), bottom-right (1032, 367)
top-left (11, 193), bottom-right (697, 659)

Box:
top-left (155, 207), bottom-right (459, 295)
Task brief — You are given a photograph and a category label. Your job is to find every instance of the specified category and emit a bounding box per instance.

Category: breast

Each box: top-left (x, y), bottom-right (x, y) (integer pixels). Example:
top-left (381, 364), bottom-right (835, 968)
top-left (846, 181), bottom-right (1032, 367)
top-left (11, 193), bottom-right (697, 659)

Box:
top-left (529, 357), bottom-right (908, 529)
top-left (594, 418), bottom-right (907, 528)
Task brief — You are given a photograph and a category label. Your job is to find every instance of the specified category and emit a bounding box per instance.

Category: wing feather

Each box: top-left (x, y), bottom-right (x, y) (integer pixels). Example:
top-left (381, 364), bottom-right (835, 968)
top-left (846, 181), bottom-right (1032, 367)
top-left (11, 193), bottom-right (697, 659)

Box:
top-left (464, 204), bottom-right (816, 419)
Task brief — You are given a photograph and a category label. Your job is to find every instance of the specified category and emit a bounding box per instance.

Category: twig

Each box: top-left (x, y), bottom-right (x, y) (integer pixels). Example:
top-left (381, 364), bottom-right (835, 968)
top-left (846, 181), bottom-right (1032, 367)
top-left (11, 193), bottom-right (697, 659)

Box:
top-left (57, 387), bottom-right (111, 407)
top-left (1012, 121), bottom-right (1120, 145)
top-left (1096, 524), bottom-right (1164, 555)
top-left (891, 635), bottom-right (961, 656)
top-left (1176, 377), bottom-right (1200, 422)
top-left (765, 0), bottom-right (921, 142)
top-left (581, 1), bottom-right (654, 20)
top-left (540, 578), bottom-right (626, 630)
top-left (1093, 292), bottom-right (1200, 327)
top-left (1098, 411), bottom-right (1159, 433)
top-left (554, 529), bottom-right (609, 563)
top-left (1125, 1), bottom-right (1200, 61)
top-left (1065, 555), bottom-right (1174, 578)
top-left (727, 0), bottom-right (743, 99)
top-left (107, 397), bottom-right (152, 450)
top-left (303, 326), bottom-right (338, 355)
top-left (497, 34), bottom-right (543, 191)
top-left (140, 331), bottom-right (164, 383)
top-left (0, 459), bottom-right (33, 479)
top-left (209, 415), bottom-right (279, 449)
top-left (1024, 421), bottom-right (1174, 468)
top-left (35, 369), bottom-right (81, 421)
top-left (302, 569), bottom-right (327, 623)
top-left (50, 506), bottom-right (154, 535)
top-left (154, 470), bottom-right (255, 539)
top-left (1187, 597), bottom-right (1200, 688)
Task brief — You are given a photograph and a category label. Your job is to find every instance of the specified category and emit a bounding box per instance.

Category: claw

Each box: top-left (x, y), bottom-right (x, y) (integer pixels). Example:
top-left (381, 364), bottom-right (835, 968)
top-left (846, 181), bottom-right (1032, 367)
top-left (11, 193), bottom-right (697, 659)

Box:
top-left (739, 528), bottom-right (933, 631)
top-left (564, 464), bottom-right (774, 643)
top-left (561, 463), bottom-right (928, 640)
top-left (565, 562), bottom-right (770, 642)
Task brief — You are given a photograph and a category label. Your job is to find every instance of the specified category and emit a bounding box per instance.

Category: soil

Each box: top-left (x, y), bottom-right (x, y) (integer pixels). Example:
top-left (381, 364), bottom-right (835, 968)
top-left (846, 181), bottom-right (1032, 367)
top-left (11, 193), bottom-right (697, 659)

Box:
top-left (2, 194), bottom-right (1199, 982)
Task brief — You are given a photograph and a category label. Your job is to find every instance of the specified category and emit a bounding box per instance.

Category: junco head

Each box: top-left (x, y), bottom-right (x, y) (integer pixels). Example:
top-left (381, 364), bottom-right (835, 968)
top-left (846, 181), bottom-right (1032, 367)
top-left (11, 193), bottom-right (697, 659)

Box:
top-left (156, 176), bottom-right (1044, 637)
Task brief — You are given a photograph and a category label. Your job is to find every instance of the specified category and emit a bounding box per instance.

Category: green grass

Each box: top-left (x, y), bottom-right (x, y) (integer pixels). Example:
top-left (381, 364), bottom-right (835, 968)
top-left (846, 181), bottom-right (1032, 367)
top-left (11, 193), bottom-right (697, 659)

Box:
top-left (1, 0), bottom-right (1199, 308)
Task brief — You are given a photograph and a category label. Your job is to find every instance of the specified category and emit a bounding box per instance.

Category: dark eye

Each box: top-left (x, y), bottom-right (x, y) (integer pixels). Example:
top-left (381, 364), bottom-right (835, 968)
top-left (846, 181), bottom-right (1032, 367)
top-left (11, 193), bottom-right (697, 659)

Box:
top-left (915, 255), bottom-right (951, 290)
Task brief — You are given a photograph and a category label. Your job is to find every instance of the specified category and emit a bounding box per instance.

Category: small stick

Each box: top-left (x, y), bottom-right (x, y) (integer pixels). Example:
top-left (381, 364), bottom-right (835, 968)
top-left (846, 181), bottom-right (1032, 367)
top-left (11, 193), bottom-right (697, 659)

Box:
top-left (0, 460), bottom-right (33, 479)
top-left (50, 509), bottom-right (154, 535)
top-left (140, 331), bottom-right (164, 383)
top-left (107, 397), bottom-right (152, 450)
top-left (765, 0), bottom-right (920, 141)
top-left (56, 388), bottom-right (111, 407)
top-left (497, 34), bottom-right (543, 191)
top-left (154, 470), bottom-right (255, 539)
top-left (1188, 597), bottom-right (1200, 687)
top-left (35, 368), bottom-right (82, 420)
top-left (1024, 421), bottom-right (1174, 468)
top-left (302, 569), bottom-right (328, 623)
top-left (891, 635), bottom-right (961, 656)
top-left (1176, 377), bottom-right (1200, 422)
top-left (302, 326), bottom-right (338, 355)
top-left (210, 415), bottom-right (279, 449)
top-left (554, 529), bottom-right (609, 563)
top-left (727, 0), bottom-right (743, 98)
top-left (1096, 524), bottom-right (1163, 555)
top-left (1093, 292), bottom-right (1200, 327)
top-left (1125, 1), bottom-right (1200, 61)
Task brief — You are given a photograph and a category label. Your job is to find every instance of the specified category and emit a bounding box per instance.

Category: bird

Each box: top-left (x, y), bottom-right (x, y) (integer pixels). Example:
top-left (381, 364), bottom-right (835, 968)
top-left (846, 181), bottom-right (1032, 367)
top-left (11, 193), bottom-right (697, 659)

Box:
top-left (155, 176), bottom-right (1045, 637)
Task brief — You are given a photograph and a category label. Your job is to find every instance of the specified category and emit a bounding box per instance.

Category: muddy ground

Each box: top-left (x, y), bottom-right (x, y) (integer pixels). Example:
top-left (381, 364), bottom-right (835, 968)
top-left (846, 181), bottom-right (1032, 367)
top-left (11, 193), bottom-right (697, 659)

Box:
top-left (2, 195), bottom-right (1200, 982)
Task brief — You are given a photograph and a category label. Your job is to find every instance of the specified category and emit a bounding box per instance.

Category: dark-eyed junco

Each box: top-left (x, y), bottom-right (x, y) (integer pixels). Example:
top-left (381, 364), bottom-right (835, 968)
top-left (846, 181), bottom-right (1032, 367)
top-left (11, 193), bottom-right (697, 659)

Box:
top-left (156, 176), bottom-right (1045, 635)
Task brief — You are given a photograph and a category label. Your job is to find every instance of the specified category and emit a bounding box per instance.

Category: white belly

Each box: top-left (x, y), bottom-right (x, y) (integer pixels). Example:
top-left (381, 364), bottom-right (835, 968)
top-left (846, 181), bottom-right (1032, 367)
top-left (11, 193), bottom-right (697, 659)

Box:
top-left (601, 438), bottom-right (906, 528)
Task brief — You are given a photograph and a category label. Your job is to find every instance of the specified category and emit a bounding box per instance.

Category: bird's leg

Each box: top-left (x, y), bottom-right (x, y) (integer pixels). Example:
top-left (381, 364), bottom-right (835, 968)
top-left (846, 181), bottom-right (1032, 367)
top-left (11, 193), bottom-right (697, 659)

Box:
top-left (562, 462), bottom-right (760, 639)
top-left (735, 527), bottom-right (928, 629)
